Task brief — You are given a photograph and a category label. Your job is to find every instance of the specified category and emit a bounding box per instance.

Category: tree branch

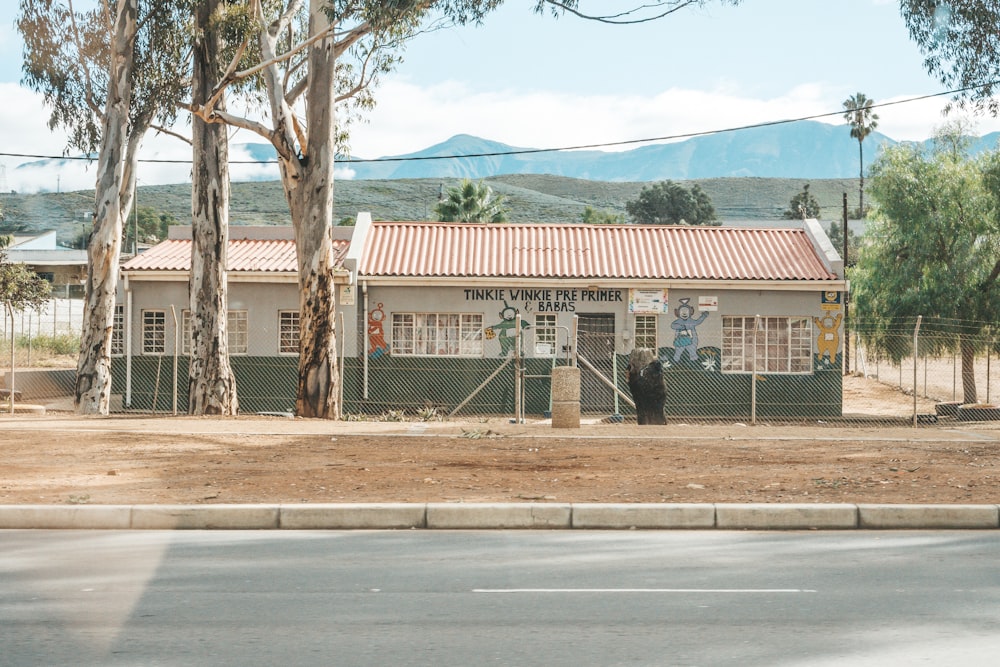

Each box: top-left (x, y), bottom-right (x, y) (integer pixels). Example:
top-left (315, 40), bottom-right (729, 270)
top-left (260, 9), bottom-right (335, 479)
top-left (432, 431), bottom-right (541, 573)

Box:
top-left (540, 0), bottom-right (702, 24)
top-left (69, 0), bottom-right (105, 119)
top-left (149, 123), bottom-right (192, 146)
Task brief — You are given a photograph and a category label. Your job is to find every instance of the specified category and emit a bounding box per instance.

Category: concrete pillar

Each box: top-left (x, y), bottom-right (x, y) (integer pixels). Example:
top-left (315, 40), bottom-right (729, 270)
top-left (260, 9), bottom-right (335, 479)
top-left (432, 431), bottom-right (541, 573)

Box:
top-left (551, 365), bottom-right (581, 428)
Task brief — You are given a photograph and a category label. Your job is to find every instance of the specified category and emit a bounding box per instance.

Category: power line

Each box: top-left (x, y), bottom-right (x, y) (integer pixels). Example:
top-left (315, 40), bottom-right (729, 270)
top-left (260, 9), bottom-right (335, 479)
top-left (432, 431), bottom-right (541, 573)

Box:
top-left (0, 83), bottom-right (995, 167)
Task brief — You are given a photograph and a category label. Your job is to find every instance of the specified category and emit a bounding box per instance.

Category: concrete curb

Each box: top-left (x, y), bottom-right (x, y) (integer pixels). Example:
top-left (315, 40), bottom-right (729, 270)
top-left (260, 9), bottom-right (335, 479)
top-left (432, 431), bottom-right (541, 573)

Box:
top-left (858, 503), bottom-right (1000, 529)
top-left (571, 503), bottom-right (715, 529)
top-left (2, 503), bottom-right (999, 530)
top-left (716, 503), bottom-right (859, 530)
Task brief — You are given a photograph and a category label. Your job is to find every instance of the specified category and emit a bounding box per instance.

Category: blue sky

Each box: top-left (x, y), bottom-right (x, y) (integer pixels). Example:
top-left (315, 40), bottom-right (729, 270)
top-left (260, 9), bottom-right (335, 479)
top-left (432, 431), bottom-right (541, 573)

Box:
top-left (0, 0), bottom-right (996, 191)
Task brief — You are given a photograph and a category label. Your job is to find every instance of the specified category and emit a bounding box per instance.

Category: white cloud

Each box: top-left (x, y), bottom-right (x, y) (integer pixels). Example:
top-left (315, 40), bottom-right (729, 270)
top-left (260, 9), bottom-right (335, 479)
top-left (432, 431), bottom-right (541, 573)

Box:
top-left (8, 78), bottom-right (1000, 193)
top-left (346, 79), bottom-right (1000, 159)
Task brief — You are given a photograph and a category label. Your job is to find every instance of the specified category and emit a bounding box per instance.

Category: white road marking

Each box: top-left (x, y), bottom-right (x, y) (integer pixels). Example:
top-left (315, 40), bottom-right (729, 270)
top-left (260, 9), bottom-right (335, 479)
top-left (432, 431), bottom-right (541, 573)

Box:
top-left (473, 588), bottom-right (817, 593)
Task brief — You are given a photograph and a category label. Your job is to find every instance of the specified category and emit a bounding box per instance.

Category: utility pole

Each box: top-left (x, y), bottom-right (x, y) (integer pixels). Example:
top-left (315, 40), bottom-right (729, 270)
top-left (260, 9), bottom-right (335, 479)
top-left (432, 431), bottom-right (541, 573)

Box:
top-left (842, 192), bottom-right (850, 375)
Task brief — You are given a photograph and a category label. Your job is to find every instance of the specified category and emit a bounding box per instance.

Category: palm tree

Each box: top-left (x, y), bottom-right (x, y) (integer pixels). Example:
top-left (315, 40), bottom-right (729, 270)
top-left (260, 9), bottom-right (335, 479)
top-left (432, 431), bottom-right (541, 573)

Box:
top-left (434, 179), bottom-right (510, 223)
top-left (843, 92), bottom-right (879, 218)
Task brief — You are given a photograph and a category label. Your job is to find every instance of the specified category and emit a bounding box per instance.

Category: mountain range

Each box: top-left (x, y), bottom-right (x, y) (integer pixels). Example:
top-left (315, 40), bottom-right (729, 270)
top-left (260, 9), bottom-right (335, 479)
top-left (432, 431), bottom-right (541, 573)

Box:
top-left (233, 119), bottom-right (1000, 182)
top-left (15, 119), bottom-right (1000, 185)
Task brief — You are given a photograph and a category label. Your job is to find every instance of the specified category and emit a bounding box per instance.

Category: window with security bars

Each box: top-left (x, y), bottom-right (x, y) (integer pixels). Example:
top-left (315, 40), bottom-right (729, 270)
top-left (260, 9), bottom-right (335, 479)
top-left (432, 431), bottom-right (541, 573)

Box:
top-left (279, 310), bottom-right (300, 354)
top-left (111, 304), bottom-right (124, 356)
top-left (142, 310), bottom-right (165, 355)
top-left (722, 316), bottom-right (812, 374)
top-left (534, 314), bottom-right (557, 356)
top-left (229, 310), bottom-right (248, 354)
top-left (634, 315), bottom-right (658, 350)
top-left (392, 313), bottom-right (483, 356)
top-left (181, 309), bottom-right (249, 355)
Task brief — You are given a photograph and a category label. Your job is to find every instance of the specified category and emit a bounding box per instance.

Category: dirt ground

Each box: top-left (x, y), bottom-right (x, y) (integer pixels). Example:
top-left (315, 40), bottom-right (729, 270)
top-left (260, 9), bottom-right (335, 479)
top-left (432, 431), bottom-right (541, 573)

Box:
top-left (1, 375), bottom-right (999, 506)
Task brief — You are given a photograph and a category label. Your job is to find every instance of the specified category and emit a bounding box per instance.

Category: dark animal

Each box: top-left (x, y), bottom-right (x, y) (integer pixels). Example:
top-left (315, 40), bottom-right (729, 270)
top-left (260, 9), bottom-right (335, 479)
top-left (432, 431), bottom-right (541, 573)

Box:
top-left (626, 348), bottom-right (667, 425)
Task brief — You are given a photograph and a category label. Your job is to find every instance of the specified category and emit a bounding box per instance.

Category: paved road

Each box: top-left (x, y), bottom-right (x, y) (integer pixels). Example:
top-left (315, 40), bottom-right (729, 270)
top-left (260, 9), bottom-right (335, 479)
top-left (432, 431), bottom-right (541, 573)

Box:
top-left (3, 530), bottom-right (1000, 666)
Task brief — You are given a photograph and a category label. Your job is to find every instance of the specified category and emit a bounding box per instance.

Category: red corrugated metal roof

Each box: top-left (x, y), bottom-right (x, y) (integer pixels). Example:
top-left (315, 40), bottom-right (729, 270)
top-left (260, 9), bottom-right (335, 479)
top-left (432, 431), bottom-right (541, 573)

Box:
top-left (360, 222), bottom-right (836, 281)
top-left (123, 238), bottom-right (349, 273)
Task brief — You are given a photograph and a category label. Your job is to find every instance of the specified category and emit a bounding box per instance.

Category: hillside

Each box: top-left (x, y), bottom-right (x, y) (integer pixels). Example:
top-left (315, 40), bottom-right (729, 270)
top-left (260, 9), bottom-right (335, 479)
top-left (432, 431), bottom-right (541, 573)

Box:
top-left (0, 175), bottom-right (863, 244)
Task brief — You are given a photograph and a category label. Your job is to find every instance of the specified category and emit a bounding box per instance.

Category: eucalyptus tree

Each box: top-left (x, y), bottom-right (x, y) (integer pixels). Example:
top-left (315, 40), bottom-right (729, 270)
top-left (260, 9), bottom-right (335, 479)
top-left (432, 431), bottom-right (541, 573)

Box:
top-left (434, 179), bottom-right (510, 222)
top-left (854, 122), bottom-right (1000, 404)
top-left (18, 0), bottom-right (189, 415)
top-left (187, 0), bottom-right (240, 415)
top-left (901, 1), bottom-right (1000, 116)
top-left (842, 92), bottom-right (879, 218)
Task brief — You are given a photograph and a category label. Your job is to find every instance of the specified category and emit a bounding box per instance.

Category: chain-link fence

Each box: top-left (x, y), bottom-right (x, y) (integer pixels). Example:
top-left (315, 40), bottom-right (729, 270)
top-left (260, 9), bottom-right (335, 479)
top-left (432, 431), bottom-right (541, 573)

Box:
top-left (0, 298), bottom-right (83, 407)
top-left (852, 319), bottom-right (1000, 423)
top-left (3, 309), bottom-right (1000, 427)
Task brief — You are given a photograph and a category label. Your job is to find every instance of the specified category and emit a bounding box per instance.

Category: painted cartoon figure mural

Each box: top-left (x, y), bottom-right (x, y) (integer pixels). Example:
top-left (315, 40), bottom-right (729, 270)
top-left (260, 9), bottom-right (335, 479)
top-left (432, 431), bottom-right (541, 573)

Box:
top-left (367, 303), bottom-right (389, 359)
top-left (670, 298), bottom-right (709, 363)
top-left (485, 300), bottom-right (531, 355)
top-left (813, 312), bottom-right (842, 365)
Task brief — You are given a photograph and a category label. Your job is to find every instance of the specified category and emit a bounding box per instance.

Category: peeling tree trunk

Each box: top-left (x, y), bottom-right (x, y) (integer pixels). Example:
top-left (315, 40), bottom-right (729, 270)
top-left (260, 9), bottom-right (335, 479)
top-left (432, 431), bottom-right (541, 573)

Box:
top-left (287, 178), bottom-right (339, 419)
top-left (74, 0), bottom-right (137, 415)
top-left (188, 0), bottom-right (238, 416)
top-left (253, 0), bottom-right (341, 418)
top-left (289, 0), bottom-right (339, 419)
top-left (960, 334), bottom-right (978, 404)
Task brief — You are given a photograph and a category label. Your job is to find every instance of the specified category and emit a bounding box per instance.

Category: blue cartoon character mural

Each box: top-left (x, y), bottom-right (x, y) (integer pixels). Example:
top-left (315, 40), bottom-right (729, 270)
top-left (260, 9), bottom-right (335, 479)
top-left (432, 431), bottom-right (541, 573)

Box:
top-left (367, 303), bottom-right (389, 359)
top-left (670, 297), bottom-right (709, 363)
top-left (485, 300), bottom-right (531, 356)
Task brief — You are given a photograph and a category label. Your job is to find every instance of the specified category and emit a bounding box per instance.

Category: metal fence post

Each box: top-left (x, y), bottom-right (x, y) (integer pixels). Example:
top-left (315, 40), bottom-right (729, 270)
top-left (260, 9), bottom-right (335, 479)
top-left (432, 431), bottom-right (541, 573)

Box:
top-left (913, 315), bottom-right (922, 427)
top-left (751, 314), bottom-right (760, 426)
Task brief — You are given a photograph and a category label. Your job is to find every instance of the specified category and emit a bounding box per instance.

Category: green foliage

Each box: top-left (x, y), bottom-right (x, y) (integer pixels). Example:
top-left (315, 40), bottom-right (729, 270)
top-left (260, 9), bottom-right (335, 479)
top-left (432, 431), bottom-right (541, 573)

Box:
top-left (125, 206), bottom-right (179, 249)
top-left (18, 0), bottom-right (189, 156)
top-left (853, 122), bottom-right (1000, 399)
top-left (0, 250), bottom-right (52, 319)
top-left (15, 333), bottom-right (79, 355)
top-left (827, 220), bottom-right (860, 267)
top-left (625, 180), bottom-right (718, 225)
top-left (434, 179), bottom-right (510, 223)
top-left (902, 2), bottom-right (1000, 114)
top-left (843, 92), bottom-right (879, 144)
top-left (581, 206), bottom-right (625, 224)
top-left (783, 183), bottom-right (821, 219)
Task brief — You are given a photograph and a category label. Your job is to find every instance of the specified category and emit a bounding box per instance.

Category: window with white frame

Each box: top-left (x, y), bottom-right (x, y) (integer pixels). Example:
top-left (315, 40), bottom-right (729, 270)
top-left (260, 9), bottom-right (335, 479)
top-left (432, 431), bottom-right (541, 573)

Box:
top-left (181, 309), bottom-right (249, 355)
top-left (391, 312), bottom-right (483, 356)
top-left (111, 304), bottom-right (124, 356)
top-left (279, 310), bottom-right (300, 354)
top-left (634, 315), bottom-right (658, 350)
top-left (228, 310), bottom-right (248, 355)
top-left (722, 316), bottom-right (812, 374)
top-left (182, 310), bottom-right (192, 355)
top-left (142, 310), bottom-right (166, 355)
top-left (534, 314), bottom-right (557, 356)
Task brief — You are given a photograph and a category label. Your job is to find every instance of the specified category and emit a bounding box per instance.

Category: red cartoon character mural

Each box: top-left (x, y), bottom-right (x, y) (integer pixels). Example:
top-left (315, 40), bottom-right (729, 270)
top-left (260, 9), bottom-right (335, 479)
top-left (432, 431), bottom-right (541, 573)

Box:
top-left (368, 303), bottom-right (388, 359)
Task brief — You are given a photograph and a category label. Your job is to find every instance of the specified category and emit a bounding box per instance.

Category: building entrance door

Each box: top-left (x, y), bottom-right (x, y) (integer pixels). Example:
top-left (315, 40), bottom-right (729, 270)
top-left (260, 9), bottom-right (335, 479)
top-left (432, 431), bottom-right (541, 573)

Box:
top-left (576, 313), bottom-right (616, 413)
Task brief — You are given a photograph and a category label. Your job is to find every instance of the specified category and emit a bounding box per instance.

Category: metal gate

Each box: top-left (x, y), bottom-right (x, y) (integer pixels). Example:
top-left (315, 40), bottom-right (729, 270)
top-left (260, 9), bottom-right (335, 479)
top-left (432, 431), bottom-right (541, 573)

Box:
top-left (576, 313), bottom-right (616, 412)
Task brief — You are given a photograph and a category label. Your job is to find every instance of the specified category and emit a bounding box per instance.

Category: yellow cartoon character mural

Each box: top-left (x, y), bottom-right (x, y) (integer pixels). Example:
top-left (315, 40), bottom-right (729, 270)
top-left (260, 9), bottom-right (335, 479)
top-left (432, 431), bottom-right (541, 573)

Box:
top-left (813, 312), bottom-right (842, 364)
